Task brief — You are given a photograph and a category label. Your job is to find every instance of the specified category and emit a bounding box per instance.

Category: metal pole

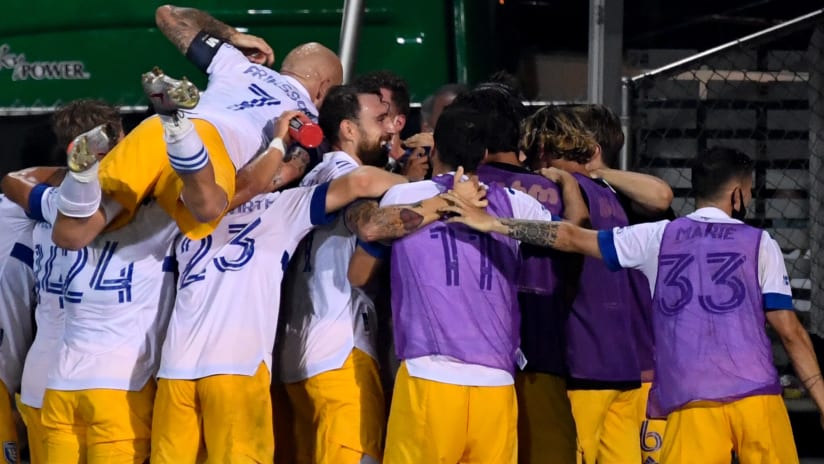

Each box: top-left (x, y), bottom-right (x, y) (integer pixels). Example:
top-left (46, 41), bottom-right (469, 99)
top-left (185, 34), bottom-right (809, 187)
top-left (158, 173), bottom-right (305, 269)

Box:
top-left (339, 0), bottom-right (365, 84)
top-left (587, 0), bottom-right (623, 112)
top-left (619, 77), bottom-right (632, 171)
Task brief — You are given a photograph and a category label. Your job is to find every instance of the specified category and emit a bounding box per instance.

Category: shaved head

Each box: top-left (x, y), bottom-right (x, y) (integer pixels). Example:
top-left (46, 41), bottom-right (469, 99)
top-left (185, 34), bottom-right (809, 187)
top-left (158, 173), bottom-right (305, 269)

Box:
top-left (280, 42), bottom-right (343, 108)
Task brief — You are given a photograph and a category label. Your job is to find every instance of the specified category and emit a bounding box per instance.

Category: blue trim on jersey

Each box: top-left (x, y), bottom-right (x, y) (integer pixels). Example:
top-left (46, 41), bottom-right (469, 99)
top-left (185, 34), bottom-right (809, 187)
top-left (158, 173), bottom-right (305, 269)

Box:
top-left (357, 239), bottom-right (389, 259)
top-left (763, 293), bottom-right (793, 311)
top-left (281, 251), bottom-right (290, 271)
top-left (551, 214), bottom-right (562, 222)
top-left (10, 242), bottom-right (33, 269)
top-left (598, 229), bottom-right (622, 272)
top-left (162, 256), bottom-right (176, 273)
top-left (27, 183), bottom-right (50, 222)
top-left (309, 181), bottom-right (336, 226)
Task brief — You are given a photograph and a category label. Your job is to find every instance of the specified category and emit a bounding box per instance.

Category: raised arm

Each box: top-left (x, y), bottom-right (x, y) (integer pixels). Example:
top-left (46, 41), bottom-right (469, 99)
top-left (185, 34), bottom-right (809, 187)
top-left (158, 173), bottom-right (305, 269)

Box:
top-left (439, 192), bottom-right (602, 257)
top-left (590, 167), bottom-right (673, 216)
top-left (343, 167), bottom-right (487, 243)
top-left (324, 167), bottom-right (408, 214)
top-left (1, 167), bottom-right (65, 212)
top-left (155, 5), bottom-right (274, 65)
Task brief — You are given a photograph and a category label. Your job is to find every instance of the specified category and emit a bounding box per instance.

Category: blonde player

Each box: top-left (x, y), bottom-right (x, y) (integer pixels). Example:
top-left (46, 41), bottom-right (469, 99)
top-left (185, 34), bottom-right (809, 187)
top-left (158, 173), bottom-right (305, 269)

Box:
top-left (278, 85), bottom-right (395, 464)
top-left (51, 4), bottom-right (343, 250)
top-left (0, 196), bottom-right (36, 464)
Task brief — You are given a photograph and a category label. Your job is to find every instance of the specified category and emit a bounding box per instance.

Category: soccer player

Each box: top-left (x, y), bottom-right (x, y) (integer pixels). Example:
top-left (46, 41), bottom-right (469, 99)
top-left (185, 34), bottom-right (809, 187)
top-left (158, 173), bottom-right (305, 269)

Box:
top-left (0, 99), bottom-right (124, 464)
top-left (441, 146), bottom-right (824, 463)
top-left (572, 103), bottom-right (668, 463)
top-left (376, 105), bottom-right (558, 464)
top-left (456, 84), bottom-right (586, 464)
top-left (518, 105), bottom-right (672, 464)
top-left (51, 4), bottom-right (343, 250)
top-left (0, 193), bottom-right (37, 464)
top-left (276, 84), bottom-right (397, 464)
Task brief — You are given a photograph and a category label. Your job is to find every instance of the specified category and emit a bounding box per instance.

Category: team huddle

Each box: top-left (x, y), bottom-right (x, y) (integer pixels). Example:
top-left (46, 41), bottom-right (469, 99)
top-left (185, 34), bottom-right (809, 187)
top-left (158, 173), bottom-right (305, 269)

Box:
top-left (0, 4), bottom-right (822, 464)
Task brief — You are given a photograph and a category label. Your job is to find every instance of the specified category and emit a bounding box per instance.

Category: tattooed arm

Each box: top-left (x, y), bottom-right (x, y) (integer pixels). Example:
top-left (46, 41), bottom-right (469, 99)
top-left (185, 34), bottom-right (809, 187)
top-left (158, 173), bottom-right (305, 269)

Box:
top-left (344, 197), bottom-right (447, 243)
top-left (155, 5), bottom-right (274, 65)
top-left (438, 192), bottom-right (602, 258)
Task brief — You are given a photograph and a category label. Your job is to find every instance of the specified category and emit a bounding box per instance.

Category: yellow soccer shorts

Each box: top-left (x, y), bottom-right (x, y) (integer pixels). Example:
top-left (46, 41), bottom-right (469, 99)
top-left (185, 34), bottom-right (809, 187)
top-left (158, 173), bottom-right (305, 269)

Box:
top-left (15, 395), bottom-right (45, 464)
top-left (0, 381), bottom-right (19, 464)
top-left (151, 362), bottom-right (274, 464)
top-left (384, 363), bottom-right (517, 464)
top-left (638, 382), bottom-right (666, 464)
top-left (567, 387), bottom-right (642, 464)
top-left (40, 380), bottom-right (155, 464)
top-left (515, 372), bottom-right (576, 464)
top-left (661, 394), bottom-right (797, 464)
top-left (99, 116), bottom-right (236, 240)
top-left (285, 349), bottom-right (385, 464)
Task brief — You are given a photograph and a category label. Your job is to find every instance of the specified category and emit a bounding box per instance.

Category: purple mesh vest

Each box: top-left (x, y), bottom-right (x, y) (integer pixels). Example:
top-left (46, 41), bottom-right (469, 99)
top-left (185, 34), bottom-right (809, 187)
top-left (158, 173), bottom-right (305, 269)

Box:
top-left (477, 163), bottom-right (568, 375)
top-left (390, 174), bottom-right (521, 374)
top-left (649, 217), bottom-right (781, 416)
top-left (566, 174), bottom-right (643, 382)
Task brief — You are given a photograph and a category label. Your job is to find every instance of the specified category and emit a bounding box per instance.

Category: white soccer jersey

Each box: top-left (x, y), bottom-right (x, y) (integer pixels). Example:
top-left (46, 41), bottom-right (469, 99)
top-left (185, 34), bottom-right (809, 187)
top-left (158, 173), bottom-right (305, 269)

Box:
top-left (21, 186), bottom-right (69, 407)
top-left (0, 195), bottom-right (35, 394)
top-left (380, 176), bottom-right (555, 387)
top-left (279, 151), bottom-right (377, 383)
top-left (185, 43), bottom-right (320, 169)
top-left (601, 206), bottom-right (793, 308)
top-left (32, 189), bottom-right (178, 392)
top-left (159, 184), bottom-right (333, 380)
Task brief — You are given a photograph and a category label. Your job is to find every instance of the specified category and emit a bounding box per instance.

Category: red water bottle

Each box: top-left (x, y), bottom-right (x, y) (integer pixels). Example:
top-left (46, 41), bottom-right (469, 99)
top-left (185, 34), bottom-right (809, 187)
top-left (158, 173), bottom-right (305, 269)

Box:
top-left (288, 113), bottom-right (324, 148)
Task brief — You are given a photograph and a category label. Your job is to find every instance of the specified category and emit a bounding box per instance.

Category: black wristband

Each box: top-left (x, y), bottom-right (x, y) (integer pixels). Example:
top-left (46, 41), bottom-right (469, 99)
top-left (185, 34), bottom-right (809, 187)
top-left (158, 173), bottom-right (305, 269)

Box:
top-left (185, 31), bottom-right (225, 73)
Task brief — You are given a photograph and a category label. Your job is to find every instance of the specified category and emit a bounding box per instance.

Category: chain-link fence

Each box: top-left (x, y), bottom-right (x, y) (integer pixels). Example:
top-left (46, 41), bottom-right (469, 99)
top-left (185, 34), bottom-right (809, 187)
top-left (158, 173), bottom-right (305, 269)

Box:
top-left (622, 10), bottom-right (824, 342)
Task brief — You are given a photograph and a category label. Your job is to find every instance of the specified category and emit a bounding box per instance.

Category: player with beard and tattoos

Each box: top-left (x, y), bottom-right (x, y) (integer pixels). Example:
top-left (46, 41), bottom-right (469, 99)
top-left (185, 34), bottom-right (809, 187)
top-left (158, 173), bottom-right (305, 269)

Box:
top-left (277, 84), bottom-right (397, 464)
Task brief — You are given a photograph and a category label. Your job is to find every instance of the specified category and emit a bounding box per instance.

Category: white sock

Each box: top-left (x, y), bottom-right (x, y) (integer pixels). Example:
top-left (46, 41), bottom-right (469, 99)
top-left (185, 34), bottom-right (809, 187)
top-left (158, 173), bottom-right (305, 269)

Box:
top-left (162, 116), bottom-right (209, 173)
top-left (58, 166), bottom-right (102, 218)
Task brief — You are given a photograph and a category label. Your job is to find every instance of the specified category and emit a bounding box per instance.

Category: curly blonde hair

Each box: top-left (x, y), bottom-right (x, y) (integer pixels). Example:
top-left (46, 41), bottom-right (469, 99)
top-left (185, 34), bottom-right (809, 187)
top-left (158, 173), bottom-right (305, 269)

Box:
top-left (520, 105), bottom-right (598, 169)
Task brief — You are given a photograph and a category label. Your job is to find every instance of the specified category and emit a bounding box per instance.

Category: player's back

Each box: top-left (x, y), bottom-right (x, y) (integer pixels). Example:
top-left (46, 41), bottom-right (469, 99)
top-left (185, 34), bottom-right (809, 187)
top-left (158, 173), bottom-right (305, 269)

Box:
top-left (653, 216), bottom-right (779, 415)
top-left (566, 174), bottom-right (642, 383)
top-left (387, 176), bottom-right (521, 372)
top-left (476, 163), bottom-right (569, 375)
top-left (49, 201), bottom-right (177, 392)
top-left (0, 195), bottom-right (36, 393)
top-left (280, 151), bottom-right (374, 381)
top-left (161, 183), bottom-right (331, 380)
top-left (185, 43), bottom-right (319, 169)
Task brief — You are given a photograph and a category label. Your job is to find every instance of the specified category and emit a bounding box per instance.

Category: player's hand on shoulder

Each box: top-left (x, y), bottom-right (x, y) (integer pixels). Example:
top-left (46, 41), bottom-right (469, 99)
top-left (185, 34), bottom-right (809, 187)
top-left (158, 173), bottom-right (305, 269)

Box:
top-left (450, 166), bottom-right (488, 208)
top-left (539, 167), bottom-right (574, 186)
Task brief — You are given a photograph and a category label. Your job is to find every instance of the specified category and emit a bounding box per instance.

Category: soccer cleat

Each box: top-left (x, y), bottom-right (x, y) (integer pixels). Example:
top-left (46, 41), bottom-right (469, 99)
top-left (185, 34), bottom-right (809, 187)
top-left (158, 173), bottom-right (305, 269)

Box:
top-left (66, 124), bottom-right (113, 173)
top-left (141, 66), bottom-right (200, 116)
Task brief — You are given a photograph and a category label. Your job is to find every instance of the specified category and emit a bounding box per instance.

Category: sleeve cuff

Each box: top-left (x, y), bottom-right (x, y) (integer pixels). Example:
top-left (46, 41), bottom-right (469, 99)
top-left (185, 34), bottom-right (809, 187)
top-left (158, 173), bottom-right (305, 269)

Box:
top-left (26, 183), bottom-right (50, 222)
top-left (357, 239), bottom-right (389, 259)
top-left (763, 293), bottom-right (793, 311)
top-left (309, 182), bottom-right (337, 226)
top-left (597, 229), bottom-right (622, 272)
top-left (10, 242), bottom-right (34, 269)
